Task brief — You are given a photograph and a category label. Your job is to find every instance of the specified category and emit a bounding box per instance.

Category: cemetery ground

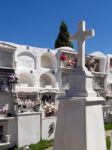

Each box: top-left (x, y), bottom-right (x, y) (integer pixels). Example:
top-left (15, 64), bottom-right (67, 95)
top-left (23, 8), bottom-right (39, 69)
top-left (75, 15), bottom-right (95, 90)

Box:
top-left (8, 137), bottom-right (110, 150)
top-left (8, 123), bottom-right (112, 150)
top-left (105, 123), bottom-right (112, 150)
top-left (8, 140), bottom-right (53, 150)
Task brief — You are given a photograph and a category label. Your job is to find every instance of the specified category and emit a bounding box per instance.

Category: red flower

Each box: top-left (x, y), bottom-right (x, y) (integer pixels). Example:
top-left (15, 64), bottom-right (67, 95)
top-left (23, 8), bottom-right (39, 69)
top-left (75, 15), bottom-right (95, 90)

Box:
top-left (60, 53), bottom-right (67, 61)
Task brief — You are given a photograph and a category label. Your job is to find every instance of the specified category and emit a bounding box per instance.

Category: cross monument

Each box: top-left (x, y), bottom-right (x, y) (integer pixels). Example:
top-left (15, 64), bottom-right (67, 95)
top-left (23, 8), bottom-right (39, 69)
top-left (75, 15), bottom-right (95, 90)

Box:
top-left (69, 20), bottom-right (95, 68)
top-left (54, 20), bottom-right (106, 150)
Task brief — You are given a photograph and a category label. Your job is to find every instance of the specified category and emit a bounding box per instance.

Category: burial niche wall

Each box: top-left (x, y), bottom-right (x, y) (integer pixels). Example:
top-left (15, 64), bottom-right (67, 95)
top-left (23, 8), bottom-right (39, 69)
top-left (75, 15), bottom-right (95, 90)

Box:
top-left (18, 52), bottom-right (36, 70)
top-left (41, 53), bottom-right (57, 69)
top-left (0, 51), bottom-right (13, 68)
top-left (18, 73), bottom-right (34, 87)
top-left (40, 74), bottom-right (56, 88)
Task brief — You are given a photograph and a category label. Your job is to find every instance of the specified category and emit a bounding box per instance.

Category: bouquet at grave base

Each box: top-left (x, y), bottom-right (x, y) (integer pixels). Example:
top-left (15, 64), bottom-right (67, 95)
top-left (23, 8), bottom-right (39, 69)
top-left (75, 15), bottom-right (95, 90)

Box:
top-left (60, 53), bottom-right (67, 61)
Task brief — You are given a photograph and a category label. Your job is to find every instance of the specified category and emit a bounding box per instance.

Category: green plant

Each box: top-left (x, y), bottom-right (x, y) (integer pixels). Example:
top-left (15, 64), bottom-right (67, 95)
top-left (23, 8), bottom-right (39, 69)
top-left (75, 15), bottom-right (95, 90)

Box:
top-left (105, 123), bottom-right (112, 130)
top-left (9, 140), bottom-right (53, 150)
top-left (106, 136), bottom-right (111, 150)
top-left (30, 140), bottom-right (53, 150)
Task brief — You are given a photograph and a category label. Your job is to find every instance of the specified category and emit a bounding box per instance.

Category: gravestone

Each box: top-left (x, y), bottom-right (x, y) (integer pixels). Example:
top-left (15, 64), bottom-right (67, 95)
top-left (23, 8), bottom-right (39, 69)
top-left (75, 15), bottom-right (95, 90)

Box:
top-left (54, 21), bottom-right (106, 150)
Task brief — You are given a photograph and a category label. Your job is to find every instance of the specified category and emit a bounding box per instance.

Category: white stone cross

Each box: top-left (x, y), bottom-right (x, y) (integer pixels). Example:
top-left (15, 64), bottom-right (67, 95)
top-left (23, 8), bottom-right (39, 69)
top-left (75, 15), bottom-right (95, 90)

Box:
top-left (69, 20), bottom-right (95, 69)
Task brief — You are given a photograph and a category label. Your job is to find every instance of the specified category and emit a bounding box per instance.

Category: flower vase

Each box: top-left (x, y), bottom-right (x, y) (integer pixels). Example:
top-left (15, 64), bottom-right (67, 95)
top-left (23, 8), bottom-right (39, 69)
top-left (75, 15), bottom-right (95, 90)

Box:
top-left (6, 135), bottom-right (11, 143)
top-left (61, 61), bottom-right (65, 68)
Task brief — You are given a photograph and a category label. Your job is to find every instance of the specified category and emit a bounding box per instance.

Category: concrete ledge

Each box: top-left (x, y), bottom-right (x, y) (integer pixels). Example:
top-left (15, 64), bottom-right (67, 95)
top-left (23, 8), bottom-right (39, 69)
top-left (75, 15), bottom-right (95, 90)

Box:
top-left (0, 142), bottom-right (10, 146)
top-left (42, 116), bottom-right (57, 120)
top-left (17, 112), bottom-right (41, 116)
top-left (0, 117), bottom-right (15, 121)
top-left (60, 96), bottom-right (105, 102)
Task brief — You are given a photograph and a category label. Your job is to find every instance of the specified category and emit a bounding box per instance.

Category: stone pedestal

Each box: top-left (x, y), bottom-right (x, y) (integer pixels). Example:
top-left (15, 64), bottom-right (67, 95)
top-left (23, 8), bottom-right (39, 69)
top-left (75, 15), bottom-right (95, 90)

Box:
top-left (54, 99), bottom-right (106, 150)
top-left (54, 68), bottom-right (106, 150)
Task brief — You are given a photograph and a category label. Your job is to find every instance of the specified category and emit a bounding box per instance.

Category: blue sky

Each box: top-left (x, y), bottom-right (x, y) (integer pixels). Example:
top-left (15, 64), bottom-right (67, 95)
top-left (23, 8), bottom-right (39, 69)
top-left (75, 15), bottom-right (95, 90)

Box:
top-left (0, 0), bottom-right (112, 54)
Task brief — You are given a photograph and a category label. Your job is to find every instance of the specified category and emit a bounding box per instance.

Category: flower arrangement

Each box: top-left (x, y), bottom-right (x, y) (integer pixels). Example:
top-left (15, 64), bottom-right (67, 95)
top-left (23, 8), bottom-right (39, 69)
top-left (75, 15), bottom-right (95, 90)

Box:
top-left (68, 60), bottom-right (76, 66)
top-left (65, 56), bottom-right (77, 67)
top-left (60, 53), bottom-right (77, 68)
top-left (0, 108), bottom-right (6, 114)
top-left (0, 104), bottom-right (9, 115)
top-left (42, 102), bottom-right (56, 117)
top-left (60, 53), bottom-right (67, 61)
top-left (17, 99), bottom-right (35, 108)
top-left (15, 98), bottom-right (41, 113)
top-left (8, 74), bottom-right (18, 83)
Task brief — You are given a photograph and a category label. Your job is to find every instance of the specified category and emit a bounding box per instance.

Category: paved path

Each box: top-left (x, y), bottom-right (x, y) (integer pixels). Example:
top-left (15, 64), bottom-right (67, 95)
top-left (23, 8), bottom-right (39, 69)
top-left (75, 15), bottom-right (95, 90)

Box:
top-left (45, 147), bottom-right (53, 150)
top-left (105, 130), bottom-right (112, 137)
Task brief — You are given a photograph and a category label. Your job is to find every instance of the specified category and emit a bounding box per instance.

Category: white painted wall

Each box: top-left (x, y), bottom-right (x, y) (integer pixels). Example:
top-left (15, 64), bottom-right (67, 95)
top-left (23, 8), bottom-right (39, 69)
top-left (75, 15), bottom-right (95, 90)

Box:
top-left (3, 113), bottom-right (57, 148)
top-left (42, 117), bottom-right (57, 140)
top-left (99, 58), bottom-right (107, 73)
top-left (7, 118), bottom-right (17, 148)
top-left (17, 112), bottom-right (41, 148)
